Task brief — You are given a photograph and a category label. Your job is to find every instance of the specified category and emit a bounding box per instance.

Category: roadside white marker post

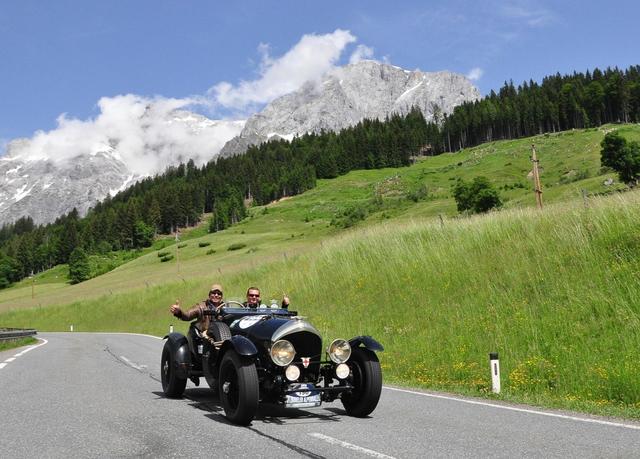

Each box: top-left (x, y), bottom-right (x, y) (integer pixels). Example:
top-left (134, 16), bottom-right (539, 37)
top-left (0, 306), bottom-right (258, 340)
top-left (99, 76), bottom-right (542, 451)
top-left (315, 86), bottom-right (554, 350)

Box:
top-left (70, 325), bottom-right (74, 332)
top-left (490, 352), bottom-right (500, 393)
top-left (169, 325), bottom-right (174, 333)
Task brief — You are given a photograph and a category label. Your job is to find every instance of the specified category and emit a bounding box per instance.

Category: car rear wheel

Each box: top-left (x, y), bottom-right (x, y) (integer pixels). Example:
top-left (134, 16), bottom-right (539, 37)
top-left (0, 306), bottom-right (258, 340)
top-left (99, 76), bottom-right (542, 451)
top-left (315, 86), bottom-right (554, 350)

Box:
top-left (218, 350), bottom-right (259, 425)
top-left (341, 347), bottom-right (382, 417)
top-left (204, 322), bottom-right (232, 391)
top-left (161, 341), bottom-right (187, 398)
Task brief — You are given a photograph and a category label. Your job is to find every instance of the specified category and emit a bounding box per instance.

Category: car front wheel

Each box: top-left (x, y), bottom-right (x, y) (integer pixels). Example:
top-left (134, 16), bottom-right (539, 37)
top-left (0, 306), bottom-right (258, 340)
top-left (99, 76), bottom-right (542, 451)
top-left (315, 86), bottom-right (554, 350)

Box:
top-left (218, 350), bottom-right (259, 425)
top-left (161, 341), bottom-right (187, 398)
top-left (341, 347), bottom-right (382, 417)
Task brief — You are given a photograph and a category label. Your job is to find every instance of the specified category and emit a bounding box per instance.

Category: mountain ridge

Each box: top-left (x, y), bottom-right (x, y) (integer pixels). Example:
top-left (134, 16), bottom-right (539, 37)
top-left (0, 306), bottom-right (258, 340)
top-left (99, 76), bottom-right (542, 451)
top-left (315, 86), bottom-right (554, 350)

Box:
top-left (220, 60), bottom-right (479, 157)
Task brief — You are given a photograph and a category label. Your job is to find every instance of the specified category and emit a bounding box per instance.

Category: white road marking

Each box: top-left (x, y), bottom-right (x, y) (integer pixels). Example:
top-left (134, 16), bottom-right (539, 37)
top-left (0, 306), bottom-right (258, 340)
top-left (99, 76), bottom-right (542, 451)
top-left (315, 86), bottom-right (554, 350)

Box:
top-left (309, 433), bottom-right (396, 459)
top-left (120, 355), bottom-right (147, 371)
top-left (0, 338), bottom-right (48, 370)
top-left (68, 332), bottom-right (162, 340)
top-left (383, 386), bottom-right (640, 431)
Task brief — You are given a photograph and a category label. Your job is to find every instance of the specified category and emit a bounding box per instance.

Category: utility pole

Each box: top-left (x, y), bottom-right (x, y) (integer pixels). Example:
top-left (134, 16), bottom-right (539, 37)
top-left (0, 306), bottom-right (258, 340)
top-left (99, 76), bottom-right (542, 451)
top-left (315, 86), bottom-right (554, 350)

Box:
top-left (531, 144), bottom-right (543, 209)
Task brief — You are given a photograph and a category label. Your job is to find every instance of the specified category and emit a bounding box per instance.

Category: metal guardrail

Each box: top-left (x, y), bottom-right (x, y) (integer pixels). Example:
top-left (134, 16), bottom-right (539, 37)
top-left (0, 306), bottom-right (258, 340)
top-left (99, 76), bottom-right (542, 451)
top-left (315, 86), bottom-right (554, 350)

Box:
top-left (0, 328), bottom-right (37, 341)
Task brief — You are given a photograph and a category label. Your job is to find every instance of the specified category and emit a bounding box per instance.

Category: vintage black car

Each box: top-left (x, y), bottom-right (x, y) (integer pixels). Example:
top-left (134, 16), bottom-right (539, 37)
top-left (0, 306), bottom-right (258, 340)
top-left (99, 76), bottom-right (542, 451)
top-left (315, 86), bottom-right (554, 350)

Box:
top-left (161, 301), bottom-right (383, 425)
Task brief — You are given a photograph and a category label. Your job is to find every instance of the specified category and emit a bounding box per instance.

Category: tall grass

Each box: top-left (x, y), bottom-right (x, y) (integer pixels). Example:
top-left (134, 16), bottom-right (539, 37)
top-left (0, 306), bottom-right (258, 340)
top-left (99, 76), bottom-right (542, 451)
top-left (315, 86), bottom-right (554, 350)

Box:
top-left (3, 191), bottom-right (640, 417)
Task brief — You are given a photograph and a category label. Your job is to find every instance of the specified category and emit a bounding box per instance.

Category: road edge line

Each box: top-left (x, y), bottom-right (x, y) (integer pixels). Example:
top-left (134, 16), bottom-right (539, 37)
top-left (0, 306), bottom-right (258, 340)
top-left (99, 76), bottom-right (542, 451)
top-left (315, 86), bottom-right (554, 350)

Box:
top-left (383, 386), bottom-right (640, 431)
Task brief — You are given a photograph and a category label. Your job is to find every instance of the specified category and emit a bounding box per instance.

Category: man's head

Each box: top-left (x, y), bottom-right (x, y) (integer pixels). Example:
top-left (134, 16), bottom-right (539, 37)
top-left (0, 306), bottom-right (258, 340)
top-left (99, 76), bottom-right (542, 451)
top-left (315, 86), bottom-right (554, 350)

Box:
top-left (246, 287), bottom-right (261, 306)
top-left (208, 284), bottom-right (223, 304)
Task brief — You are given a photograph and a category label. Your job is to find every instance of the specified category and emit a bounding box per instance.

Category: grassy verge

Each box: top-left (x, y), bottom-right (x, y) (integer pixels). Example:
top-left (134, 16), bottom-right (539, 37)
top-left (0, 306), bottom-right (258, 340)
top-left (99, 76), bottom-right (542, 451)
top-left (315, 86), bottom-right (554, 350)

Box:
top-left (0, 336), bottom-right (37, 352)
top-left (3, 191), bottom-right (640, 418)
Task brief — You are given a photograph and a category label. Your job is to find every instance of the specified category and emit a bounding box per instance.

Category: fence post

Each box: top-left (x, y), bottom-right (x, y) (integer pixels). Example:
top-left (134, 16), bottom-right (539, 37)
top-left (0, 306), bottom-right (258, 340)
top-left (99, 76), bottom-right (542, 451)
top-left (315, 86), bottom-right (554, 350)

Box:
top-left (490, 352), bottom-right (501, 394)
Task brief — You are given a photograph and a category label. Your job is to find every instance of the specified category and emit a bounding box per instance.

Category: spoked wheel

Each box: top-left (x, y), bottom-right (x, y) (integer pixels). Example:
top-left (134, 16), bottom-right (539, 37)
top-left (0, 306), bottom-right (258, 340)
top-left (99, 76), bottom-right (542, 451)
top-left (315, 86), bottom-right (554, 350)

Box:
top-left (218, 350), bottom-right (259, 425)
top-left (161, 341), bottom-right (187, 398)
top-left (341, 347), bottom-right (382, 417)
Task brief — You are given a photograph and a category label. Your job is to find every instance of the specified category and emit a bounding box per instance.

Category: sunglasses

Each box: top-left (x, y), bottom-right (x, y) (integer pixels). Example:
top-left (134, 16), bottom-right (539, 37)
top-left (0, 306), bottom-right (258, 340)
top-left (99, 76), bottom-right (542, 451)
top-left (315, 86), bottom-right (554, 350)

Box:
top-left (247, 293), bottom-right (260, 297)
top-left (209, 290), bottom-right (223, 296)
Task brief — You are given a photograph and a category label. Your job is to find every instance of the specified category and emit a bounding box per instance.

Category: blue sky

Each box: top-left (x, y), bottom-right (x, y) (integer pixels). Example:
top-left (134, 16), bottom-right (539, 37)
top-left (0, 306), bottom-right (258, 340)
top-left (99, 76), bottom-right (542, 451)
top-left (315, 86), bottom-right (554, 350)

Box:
top-left (1, 0), bottom-right (638, 150)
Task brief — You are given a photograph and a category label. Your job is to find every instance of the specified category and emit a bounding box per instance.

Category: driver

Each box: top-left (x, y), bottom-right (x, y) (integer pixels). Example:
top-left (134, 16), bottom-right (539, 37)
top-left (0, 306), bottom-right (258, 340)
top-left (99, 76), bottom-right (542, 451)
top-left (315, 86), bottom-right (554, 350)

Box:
top-left (169, 283), bottom-right (224, 331)
top-left (243, 286), bottom-right (290, 309)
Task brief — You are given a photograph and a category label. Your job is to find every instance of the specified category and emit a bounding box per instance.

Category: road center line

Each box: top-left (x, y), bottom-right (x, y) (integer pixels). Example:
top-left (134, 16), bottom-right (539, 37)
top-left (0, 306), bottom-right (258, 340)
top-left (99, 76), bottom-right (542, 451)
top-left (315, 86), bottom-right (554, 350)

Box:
top-left (383, 386), bottom-right (640, 431)
top-left (309, 433), bottom-right (396, 459)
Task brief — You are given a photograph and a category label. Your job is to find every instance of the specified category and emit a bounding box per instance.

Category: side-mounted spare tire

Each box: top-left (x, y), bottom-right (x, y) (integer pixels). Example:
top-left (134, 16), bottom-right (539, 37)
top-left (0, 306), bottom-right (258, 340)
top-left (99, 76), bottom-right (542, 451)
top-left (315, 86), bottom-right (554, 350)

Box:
top-left (161, 340), bottom-right (187, 398)
top-left (204, 322), bottom-right (232, 390)
top-left (341, 346), bottom-right (382, 417)
top-left (218, 350), bottom-right (259, 425)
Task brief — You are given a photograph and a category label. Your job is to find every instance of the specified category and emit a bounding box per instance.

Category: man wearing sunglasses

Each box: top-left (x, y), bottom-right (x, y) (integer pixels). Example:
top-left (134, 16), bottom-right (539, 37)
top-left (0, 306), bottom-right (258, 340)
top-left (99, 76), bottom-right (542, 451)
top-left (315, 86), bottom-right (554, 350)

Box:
top-left (169, 283), bottom-right (225, 331)
top-left (243, 287), bottom-right (290, 309)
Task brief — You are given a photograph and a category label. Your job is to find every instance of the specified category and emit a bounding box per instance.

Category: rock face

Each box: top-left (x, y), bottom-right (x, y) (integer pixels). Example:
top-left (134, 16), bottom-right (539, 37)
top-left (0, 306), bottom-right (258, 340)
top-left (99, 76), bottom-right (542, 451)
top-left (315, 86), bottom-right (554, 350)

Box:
top-left (0, 150), bottom-right (135, 225)
top-left (219, 60), bottom-right (480, 157)
top-left (0, 113), bottom-right (244, 226)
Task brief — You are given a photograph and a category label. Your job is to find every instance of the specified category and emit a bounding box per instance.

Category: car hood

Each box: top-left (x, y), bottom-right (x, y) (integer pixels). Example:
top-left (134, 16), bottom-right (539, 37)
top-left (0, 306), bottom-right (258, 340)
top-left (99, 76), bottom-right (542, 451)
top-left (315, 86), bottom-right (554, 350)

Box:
top-left (229, 315), bottom-right (321, 343)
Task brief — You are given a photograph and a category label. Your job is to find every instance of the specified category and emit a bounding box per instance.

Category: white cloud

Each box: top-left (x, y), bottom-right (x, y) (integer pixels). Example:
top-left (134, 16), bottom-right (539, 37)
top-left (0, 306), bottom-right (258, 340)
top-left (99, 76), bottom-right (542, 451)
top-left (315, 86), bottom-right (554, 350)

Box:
top-left (467, 67), bottom-right (484, 81)
top-left (3, 29), bottom-right (371, 177)
top-left (210, 29), bottom-right (357, 111)
top-left (500, 2), bottom-right (557, 28)
top-left (349, 44), bottom-right (375, 64)
top-left (5, 94), bottom-right (244, 176)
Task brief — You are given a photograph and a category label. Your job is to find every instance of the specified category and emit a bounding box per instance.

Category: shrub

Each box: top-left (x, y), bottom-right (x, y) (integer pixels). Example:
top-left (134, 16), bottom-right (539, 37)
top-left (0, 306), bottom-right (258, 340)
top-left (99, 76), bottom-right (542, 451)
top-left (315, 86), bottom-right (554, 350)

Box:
top-left (157, 251), bottom-right (169, 258)
top-left (177, 243), bottom-right (187, 248)
top-left (198, 242), bottom-right (211, 247)
top-left (406, 184), bottom-right (428, 202)
top-left (452, 176), bottom-right (502, 214)
top-left (227, 243), bottom-right (247, 251)
top-left (160, 255), bottom-right (174, 262)
top-left (206, 249), bottom-right (216, 255)
top-left (330, 204), bottom-right (369, 228)
top-left (600, 132), bottom-right (640, 184)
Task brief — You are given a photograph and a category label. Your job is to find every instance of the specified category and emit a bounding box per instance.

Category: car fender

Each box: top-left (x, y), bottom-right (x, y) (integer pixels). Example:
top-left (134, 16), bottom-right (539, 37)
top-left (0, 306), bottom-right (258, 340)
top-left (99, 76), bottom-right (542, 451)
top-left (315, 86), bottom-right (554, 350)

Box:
top-left (221, 335), bottom-right (258, 358)
top-left (164, 332), bottom-right (191, 378)
top-left (349, 335), bottom-right (384, 352)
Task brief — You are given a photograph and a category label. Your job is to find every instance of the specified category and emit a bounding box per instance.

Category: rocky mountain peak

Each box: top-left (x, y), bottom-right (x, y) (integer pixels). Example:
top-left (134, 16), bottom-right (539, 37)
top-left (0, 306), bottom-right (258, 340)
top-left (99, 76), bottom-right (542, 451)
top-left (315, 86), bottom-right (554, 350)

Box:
top-left (219, 60), bottom-right (480, 157)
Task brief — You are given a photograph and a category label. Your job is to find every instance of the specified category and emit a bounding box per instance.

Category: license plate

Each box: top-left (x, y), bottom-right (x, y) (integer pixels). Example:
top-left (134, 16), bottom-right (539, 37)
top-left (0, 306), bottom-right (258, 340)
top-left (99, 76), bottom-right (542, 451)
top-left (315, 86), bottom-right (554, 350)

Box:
top-left (285, 383), bottom-right (321, 408)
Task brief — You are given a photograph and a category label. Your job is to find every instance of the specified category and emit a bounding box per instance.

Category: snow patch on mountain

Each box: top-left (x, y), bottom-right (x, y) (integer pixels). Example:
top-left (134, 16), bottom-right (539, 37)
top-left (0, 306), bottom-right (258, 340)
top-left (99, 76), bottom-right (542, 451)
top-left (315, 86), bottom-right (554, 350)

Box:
top-left (220, 60), bottom-right (479, 157)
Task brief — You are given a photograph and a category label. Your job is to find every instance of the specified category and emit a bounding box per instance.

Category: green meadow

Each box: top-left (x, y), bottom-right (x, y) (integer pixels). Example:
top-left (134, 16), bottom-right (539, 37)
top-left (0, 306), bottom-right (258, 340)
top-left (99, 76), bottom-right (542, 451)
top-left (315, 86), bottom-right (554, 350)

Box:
top-left (2, 124), bottom-right (640, 418)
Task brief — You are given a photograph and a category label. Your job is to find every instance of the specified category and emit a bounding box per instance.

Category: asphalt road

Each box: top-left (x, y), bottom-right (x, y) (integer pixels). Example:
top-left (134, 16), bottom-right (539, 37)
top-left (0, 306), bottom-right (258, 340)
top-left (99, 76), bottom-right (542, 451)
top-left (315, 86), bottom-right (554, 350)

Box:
top-left (1, 333), bottom-right (639, 458)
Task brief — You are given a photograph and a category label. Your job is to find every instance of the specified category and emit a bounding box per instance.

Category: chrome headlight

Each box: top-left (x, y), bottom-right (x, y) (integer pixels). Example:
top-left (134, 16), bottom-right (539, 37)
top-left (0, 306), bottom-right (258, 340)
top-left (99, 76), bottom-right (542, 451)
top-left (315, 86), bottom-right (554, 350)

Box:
top-left (285, 365), bottom-right (301, 381)
top-left (270, 339), bottom-right (295, 366)
top-left (335, 363), bottom-right (350, 379)
top-left (328, 339), bottom-right (351, 364)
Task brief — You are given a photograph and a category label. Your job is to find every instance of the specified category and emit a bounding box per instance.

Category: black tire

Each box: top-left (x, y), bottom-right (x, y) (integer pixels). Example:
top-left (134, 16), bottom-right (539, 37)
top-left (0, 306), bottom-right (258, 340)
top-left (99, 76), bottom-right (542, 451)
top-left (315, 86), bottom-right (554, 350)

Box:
top-left (218, 350), bottom-right (259, 425)
top-left (161, 341), bottom-right (187, 398)
top-left (341, 347), bottom-right (382, 417)
top-left (204, 322), bottom-right (232, 390)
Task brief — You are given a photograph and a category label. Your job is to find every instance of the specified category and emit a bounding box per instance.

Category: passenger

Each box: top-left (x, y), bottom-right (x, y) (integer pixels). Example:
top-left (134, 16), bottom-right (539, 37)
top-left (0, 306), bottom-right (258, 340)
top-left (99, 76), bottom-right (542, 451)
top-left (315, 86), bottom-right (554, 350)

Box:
top-left (243, 286), bottom-right (290, 309)
top-left (169, 283), bottom-right (225, 331)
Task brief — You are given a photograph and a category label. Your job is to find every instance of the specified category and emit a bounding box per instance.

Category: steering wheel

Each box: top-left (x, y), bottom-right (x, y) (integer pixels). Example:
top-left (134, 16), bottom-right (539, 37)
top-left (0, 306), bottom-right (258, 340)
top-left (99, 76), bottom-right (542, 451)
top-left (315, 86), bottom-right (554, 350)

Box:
top-left (220, 300), bottom-right (247, 309)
